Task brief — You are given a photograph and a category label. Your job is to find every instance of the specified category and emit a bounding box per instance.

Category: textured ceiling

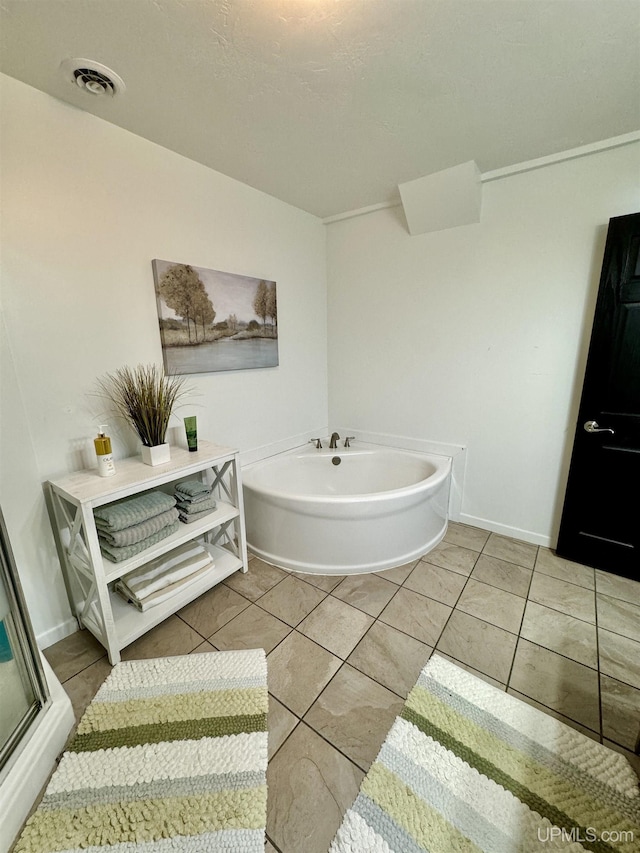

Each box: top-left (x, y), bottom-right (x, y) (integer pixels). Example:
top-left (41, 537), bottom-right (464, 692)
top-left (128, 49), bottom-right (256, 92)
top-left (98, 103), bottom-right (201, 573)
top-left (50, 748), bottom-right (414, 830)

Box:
top-left (1, 0), bottom-right (639, 218)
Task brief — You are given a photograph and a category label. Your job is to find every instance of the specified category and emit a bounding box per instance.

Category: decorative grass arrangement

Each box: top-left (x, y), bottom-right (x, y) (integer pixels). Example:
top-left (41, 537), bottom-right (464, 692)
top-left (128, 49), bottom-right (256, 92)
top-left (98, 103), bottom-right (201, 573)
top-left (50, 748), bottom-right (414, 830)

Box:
top-left (97, 364), bottom-right (189, 448)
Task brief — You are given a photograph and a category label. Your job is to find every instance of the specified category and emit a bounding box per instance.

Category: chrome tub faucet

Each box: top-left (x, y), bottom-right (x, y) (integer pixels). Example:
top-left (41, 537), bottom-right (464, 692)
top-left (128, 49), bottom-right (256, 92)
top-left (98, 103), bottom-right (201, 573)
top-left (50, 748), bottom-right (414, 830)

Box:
top-left (329, 432), bottom-right (340, 449)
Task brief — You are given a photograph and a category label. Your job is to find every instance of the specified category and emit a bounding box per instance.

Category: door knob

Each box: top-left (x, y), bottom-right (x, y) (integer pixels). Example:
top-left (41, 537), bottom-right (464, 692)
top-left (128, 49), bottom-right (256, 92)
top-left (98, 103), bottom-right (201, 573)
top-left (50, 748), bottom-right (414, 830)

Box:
top-left (584, 420), bottom-right (615, 435)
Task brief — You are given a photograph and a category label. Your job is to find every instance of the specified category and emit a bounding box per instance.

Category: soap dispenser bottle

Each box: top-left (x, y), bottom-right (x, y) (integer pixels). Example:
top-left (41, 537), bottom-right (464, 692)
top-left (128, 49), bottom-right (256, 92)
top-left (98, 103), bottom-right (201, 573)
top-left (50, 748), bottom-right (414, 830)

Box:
top-left (94, 426), bottom-right (116, 477)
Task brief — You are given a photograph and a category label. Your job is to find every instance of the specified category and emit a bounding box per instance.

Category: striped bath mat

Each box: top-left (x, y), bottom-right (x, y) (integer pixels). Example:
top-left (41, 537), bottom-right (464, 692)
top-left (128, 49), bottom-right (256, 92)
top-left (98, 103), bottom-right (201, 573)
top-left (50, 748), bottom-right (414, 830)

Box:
top-left (14, 649), bottom-right (268, 852)
top-left (330, 654), bottom-right (639, 853)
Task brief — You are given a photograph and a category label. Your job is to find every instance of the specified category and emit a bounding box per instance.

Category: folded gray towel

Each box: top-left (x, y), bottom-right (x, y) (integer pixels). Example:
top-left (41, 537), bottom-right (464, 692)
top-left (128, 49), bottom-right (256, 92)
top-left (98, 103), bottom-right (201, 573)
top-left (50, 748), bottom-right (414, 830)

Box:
top-left (174, 479), bottom-right (212, 499)
top-left (175, 490), bottom-right (214, 505)
top-left (176, 497), bottom-right (217, 515)
top-left (98, 508), bottom-right (179, 547)
top-left (99, 521), bottom-right (180, 563)
top-left (178, 507), bottom-right (215, 524)
top-left (94, 491), bottom-right (176, 533)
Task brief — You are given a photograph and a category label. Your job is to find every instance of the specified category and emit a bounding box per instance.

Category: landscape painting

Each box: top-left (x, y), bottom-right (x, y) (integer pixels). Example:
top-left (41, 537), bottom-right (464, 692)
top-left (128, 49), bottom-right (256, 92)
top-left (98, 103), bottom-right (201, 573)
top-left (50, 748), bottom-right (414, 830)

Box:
top-left (152, 260), bottom-right (278, 374)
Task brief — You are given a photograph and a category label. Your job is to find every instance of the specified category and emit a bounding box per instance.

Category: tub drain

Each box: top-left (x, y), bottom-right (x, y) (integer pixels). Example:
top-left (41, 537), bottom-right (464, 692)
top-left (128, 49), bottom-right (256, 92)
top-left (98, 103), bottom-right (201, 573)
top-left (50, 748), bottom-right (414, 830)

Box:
top-left (332, 456), bottom-right (341, 465)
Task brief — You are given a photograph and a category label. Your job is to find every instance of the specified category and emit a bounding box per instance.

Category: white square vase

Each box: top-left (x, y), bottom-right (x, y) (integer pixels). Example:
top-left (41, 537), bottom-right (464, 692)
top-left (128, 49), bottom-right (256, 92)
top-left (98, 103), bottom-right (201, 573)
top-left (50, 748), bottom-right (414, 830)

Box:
top-left (141, 443), bottom-right (171, 466)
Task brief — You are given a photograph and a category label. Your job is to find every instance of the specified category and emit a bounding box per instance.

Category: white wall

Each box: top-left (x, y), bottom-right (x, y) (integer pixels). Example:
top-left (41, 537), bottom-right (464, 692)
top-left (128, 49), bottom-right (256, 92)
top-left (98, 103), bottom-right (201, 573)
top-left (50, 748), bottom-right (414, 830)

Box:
top-left (327, 143), bottom-right (640, 545)
top-left (0, 74), bottom-right (327, 645)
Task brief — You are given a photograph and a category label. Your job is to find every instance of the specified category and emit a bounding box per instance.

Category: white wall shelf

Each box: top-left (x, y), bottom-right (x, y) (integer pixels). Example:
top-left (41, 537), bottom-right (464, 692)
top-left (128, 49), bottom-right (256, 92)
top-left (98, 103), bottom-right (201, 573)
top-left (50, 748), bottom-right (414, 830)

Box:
top-left (47, 441), bottom-right (248, 664)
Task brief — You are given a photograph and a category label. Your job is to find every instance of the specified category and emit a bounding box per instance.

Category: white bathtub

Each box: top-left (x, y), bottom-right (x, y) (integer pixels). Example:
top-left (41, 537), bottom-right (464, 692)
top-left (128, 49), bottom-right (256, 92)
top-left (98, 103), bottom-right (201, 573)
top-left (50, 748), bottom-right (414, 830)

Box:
top-left (242, 442), bottom-right (451, 574)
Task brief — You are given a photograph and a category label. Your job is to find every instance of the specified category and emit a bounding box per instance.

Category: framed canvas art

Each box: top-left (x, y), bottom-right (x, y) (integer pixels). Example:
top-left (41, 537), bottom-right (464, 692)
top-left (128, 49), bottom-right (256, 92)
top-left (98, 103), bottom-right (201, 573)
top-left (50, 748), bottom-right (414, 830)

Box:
top-left (152, 260), bottom-right (278, 374)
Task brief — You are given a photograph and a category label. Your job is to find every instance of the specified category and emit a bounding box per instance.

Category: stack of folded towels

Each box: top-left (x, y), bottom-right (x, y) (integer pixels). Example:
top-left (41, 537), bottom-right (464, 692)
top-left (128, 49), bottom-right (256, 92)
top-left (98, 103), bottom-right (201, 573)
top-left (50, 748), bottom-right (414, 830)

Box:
top-left (115, 541), bottom-right (214, 611)
top-left (94, 491), bottom-right (180, 563)
top-left (174, 478), bottom-right (217, 524)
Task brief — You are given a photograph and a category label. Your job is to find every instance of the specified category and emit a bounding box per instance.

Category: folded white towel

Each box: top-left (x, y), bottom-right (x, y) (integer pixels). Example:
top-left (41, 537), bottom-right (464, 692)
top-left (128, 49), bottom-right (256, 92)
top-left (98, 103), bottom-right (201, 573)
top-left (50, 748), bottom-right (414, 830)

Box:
top-left (116, 562), bottom-right (213, 612)
top-left (120, 542), bottom-right (210, 597)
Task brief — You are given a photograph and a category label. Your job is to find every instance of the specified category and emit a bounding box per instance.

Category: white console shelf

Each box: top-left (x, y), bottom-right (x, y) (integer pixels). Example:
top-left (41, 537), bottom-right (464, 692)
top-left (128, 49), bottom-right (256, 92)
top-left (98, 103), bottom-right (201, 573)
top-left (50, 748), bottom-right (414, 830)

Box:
top-left (47, 440), bottom-right (248, 664)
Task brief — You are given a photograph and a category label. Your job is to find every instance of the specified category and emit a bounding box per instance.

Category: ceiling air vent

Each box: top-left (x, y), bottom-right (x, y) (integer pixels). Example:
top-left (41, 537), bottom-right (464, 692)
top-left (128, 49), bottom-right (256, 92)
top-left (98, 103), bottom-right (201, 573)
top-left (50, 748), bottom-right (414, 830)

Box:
top-left (59, 59), bottom-right (125, 97)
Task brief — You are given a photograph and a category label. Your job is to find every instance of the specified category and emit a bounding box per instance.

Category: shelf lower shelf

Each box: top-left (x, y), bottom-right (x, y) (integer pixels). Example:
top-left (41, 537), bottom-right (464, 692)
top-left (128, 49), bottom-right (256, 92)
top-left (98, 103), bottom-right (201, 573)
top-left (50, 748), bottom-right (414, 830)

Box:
top-left (82, 544), bottom-right (243, 658)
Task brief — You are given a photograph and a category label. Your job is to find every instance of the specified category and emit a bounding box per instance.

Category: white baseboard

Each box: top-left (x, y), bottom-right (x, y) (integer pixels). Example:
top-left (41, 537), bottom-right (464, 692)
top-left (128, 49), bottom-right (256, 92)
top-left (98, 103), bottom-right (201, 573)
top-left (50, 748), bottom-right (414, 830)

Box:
top-left (458, 512), bottom-right (552, 548)
top-left (36, 616), bottom-right (79, 651)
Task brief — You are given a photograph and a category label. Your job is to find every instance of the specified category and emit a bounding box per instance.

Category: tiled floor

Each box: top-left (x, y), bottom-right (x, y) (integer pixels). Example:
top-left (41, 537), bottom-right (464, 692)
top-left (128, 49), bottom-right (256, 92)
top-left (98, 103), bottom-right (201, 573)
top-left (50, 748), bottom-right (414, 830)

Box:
top-left (44, 523), bottom-right (640, 853)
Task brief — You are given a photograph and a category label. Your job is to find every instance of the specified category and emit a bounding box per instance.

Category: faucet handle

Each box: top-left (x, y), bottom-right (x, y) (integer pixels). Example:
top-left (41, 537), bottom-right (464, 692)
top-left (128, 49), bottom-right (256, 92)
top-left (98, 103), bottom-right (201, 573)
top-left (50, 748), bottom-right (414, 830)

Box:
top-left (344, 436), bottom-right (355, 447)
top-left (310, 438), bottom-right (323, 449)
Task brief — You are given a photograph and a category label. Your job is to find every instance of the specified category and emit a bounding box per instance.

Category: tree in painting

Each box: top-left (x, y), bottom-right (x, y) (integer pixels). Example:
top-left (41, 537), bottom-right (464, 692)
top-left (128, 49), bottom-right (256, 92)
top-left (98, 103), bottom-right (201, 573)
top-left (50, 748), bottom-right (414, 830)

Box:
top-left (158, 264), bottom-right (216, 342)
top-left (253, 280), bottom-right (269, 330)
top-left (266, 282), bottom-right (277, 331)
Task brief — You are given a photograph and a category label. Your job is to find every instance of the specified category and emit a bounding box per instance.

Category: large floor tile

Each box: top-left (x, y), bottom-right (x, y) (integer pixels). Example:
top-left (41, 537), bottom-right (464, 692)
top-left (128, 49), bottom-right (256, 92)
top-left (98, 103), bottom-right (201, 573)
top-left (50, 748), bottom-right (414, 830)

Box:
top-left (268, 694), bottom-right (298, 759)
top-left (304, 664), bottom-right (404, 771)
top-left (423, 541), bottom-right (479, 576)
top-left (597, 594), bottom-right (640, 643)
top-left (190, 640), bottom-right (217, 654)
top-left (528, 572), bottom-right (596, 624)
top-left (258, 574), bottom-right (327, 626)
top-left (120, 614), bottom-right (204, 661)
top-left (595, 569), bottom-right (640, 606)
top-left (379, 587), bottom-right (451, 647)
top-left (267, 722), bottom-right (363, 853)
top-left (61, 657), bottom-right (112, 721)
top-left (267, 630), bottom-right (341, 716)
top-left (177, 583), bottom-right (250, 637)
top-left (297, 596), bottom-right (374, 659)
top-left (404, 560), bottom-right (467, 606)
top-left (293, 572), bottom-right (345, 592)
top-left (509, 639), bottom-right (600, 732)
top-left (331, 573), bottom-right (398, 617)
top-left (520, 601), bottom-right (597, 668)
top-left (443, 521), bottom-right (490, 552)
top-left (600, 674), bottom-right (640, 752)
top-left (483, 533), bottom-right (537, 569)
top-left (374, 560), bottom-right (416, 584)
top-left (470, 554), bottom-right (532, 598)
top-left (209, 603), bottom-right (291, 653)
top-left (436, 610), bottom-right (517, 684)
top-left (44, 629), bottom-right (106, 683)
top-left (223, 558), bottom-right (288, 601)
top-left (455, 578), bottom-right (526, 634)
top-left (535, 548), bottom-right (595, 589)
top-left (598, 628), bottom-right (640, 690)
top-left (347, 620), bottom-right (432, 698)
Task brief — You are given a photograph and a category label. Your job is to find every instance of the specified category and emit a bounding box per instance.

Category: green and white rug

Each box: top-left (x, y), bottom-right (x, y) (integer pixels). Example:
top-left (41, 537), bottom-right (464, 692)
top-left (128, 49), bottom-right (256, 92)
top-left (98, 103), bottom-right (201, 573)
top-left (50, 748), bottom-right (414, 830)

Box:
top-left (14, 649), bottom-right (268, 853)
top-left (330, 654), bottom-right (639, 853)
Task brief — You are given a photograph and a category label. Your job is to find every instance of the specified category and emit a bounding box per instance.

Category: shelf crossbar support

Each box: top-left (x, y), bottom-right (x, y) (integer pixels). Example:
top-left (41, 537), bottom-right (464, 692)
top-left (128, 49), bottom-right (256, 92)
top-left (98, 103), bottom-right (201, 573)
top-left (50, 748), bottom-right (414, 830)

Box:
top-left (208, 461), bottom-right (233, 502)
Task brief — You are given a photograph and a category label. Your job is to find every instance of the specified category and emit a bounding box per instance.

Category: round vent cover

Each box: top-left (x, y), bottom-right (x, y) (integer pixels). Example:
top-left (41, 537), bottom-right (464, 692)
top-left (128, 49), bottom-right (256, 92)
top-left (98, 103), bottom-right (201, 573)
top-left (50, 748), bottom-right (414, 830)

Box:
top-left (59, 58), bottom-right (125, 97)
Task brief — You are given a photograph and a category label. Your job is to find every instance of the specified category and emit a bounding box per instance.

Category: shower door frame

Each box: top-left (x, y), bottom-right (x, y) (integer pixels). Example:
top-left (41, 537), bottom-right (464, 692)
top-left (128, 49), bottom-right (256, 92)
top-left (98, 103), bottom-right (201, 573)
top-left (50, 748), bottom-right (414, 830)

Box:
top-left (0, 509), bottom-right (50, 775)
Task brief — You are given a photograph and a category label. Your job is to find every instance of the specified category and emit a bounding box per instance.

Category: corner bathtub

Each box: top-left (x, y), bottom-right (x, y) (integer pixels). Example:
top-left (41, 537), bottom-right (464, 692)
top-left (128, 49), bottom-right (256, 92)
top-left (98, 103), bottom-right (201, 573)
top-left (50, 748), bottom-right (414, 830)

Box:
top-left (242, 443), bottom-right (451, 574)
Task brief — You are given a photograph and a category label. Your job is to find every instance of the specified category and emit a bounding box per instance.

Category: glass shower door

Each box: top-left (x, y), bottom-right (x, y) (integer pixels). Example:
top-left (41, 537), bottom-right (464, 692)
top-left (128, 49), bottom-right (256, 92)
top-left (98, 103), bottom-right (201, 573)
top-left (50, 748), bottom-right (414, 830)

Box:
top-left (0, 509), bottom-right (48, 775)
